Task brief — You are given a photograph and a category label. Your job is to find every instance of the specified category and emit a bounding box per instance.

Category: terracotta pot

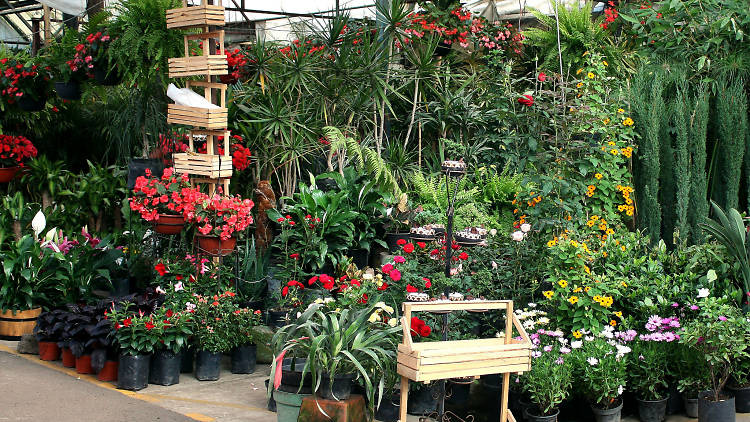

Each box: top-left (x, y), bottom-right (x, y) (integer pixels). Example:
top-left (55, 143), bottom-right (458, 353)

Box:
top-left (153, 214), bottom-right (185, 235)
top-left (196, 235), bottom-right (236, 256)
top-left (61, 347), bottom-right (76, 367)
top-left (76, 354), bottom-right (93, 374)
top-left (97, 360), bottom-right (118, 382)
top-left (38, 341), bottom-right (60, 361)
top-left (0, 167), bottom-right (21, 183)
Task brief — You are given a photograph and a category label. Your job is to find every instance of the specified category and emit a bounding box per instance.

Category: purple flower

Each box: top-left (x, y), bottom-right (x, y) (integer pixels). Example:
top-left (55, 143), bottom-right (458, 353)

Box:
top-left (544, 345), bottom-right (553, 352)
top-left (690, 305), bottom-right (699, 311)
top-left (671, 302), bottom-right (679, 308)
top-left (531, 351), bottom-right (542, 358)
top-left (718, 316), bottom-right (727, 321)
top-left (555, 357), bottom-right (564, 365)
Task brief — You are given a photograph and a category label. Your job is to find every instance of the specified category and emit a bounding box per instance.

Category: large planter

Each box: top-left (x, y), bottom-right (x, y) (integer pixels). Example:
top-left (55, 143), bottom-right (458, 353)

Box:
top-left (195, 350), bottom-right (222, 381)
top-left (385, 232), bottom-right (410, 253)
top-left (375, 393), bottom-right (400, 422)
top-left (698, 391), bottom-right (735, 422)
top-left (0, 167), bottom-right (21, 183)
top-left (97, 360), bottom-right (118, 382)
top-left (54, 80), bottom-right (81, 101)
top-left (117, 353), bottom-right (150, 391)
top-left (18, 94), bottom-right (47, 112)
top-left (273, 390), bottom-right (310, 422)
top-left (230, 344), bottom-right (257, 374)
top-left (728, 384), bottom-right (750, 413)
top-left (61, 347), bottom-right (76, 367)
top-left (38, 341), bottom-right (60, 361)
top-left (526, 407), bottom-right (560, 422)
top-left (93, 67), bottom-right (121, 86)
top-left (684, 395), bottom-right (699, 418)
top-left (278, 358), bottom-right (312, 394)
top-left (0, 308), bottom-right (41, 340)
top-left (636, 397), bottom-right (668, 422)
top-left (75, 354), bottom-right (93, 374)
top-left (407, 383), bottom-right (438, 415)
top-left (590, 399), bottom-right (623, 422)
top-left (349, 248), bottom-right (369, 268)
top-left (153, 214), bottom-right (185, 235)
top-left (318, 373), bottom-right (354, 400)
top-left (127, 158), bottom-right (164, 190)
top-left (149, 349), bottom-right (181, 386)
top-left (196, 235), bottom-right (237, 256)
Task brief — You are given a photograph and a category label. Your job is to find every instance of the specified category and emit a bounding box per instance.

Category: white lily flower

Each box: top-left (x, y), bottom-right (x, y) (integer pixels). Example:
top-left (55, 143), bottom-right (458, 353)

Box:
top-left (31, 210), bottom-right (46, 238)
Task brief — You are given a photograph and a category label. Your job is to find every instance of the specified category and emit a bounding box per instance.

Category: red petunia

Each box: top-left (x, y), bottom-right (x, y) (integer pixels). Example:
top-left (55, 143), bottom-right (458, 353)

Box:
top-left (419, 325), bottom-right (431, 337)
top-left (166, 309), bottom-right (174, 318)
top-left (417, 242), bottom-right (426, 249)
top-left (458, 252), bottom-right (469, 260)
top-left (396, 238), bottom-right (407, 246)
top-left (406, 284), bottom-right (418, 293)
top-left (518, 95), bottom-right (534, 107)
top-left (403, 243), bottom-right (415, 253)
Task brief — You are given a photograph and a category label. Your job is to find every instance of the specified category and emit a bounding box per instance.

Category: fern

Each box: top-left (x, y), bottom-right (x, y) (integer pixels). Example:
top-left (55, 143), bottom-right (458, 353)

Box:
top-left (412, 172), bottom-right (478, 211)
top-left (323, 126), bottom-right (402, 196)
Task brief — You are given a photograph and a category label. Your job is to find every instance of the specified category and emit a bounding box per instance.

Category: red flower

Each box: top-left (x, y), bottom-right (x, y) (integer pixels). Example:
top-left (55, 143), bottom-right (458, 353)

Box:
top-left (417, 242), bottom-right (426, 249)
top-left (166, 309), bottom-right (174, 318)
top-left (518, 95), bottom-right (534, 107)
top-left (419, 325), bottom-right (431, 337)
top-left (377, 282), bottom-right (389, 291)
top-left (281, 286), bottom-right (289, 297)
top-left (122, 318), bottom-right (132, 327)
top-left (357, 293), bottom-right (368, 304)
top-left (277, 217), bottom-right (285, 222)
top-left (289, 253), bottom-right (299, 259)
top-left (154, 262), bottom-right (168, 276)
top-left (288, 221), bottom-right (296, 226)
top-left (396, 238), bottom-right (407, 246)
top-left (308, 276), bottom-right (319, 286)
top-left (389, 269), bottom-right (402, 281)
top-left (538, 72), bottom-right (547, 82)
top-left (403, 243), bottom-right (415, 253)
top-left (423, 278), bottom-right (432, 289)
top-left (145, 320), bottom-right (155, 331)
top-left (458, 252), bottom-right (469, 260)
top-left (406, 284), bottom-right (418, 293)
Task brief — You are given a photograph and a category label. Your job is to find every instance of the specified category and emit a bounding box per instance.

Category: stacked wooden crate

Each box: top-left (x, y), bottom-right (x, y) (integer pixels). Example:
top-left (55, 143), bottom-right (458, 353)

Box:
top-left (166, 0), bottom-right (231, 194)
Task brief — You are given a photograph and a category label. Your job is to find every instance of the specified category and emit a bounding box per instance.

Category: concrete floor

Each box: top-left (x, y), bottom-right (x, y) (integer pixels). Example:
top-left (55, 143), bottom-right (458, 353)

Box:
top-left (1, 340), bottom-right (749, 422)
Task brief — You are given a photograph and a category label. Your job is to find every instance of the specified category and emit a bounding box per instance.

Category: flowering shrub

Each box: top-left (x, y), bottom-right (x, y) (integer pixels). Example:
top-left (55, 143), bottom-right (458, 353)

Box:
top-left (573, 326), bottom-right (633, 409)
top-left (191, 292), bottom-right (237, 353)
top-left (62, 43), bottom-right (95, 82)
top-left (150, 306), bottom-right (193, 354)
top-left (84, 31), bottom-right (113, 68)
top-left (129, 167), bottom-right (200, 221)
top-left (524, 329), bottom-right (574, 416)
top-left (227, 307), bottom-right (262, 348)
top-left (0, 57), bottom-right (53, 104)
top-left (0, 134), bottom-right (37, 167)
top-left (108, 302), bottom-right (161, 355)
top-left (629, 315), bottom-right (681, 400)
top-left (186, 192), bottom-right (254, 240)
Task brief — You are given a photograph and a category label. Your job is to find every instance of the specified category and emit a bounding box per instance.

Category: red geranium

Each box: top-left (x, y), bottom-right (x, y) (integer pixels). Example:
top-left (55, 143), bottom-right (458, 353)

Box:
top-left (129, 167), bottom-right (200, 222)
top-left (518, 94), bottom-right (534, 107)
top-left (403, 243), bottom-right (415, 253)
top-left (0, 134), bottom-right (37, 168)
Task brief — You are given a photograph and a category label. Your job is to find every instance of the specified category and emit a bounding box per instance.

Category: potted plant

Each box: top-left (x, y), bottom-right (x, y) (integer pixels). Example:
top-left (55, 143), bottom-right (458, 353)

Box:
top-left (629, 315), bottom-right (680, 422)
top-left (187, 192), bottom-right (255, 256)
top-left (729, 357), bottom-right (750, 413)
top-left (680, 297), bottom-right (749, 422)
top-left (574, 326), bottom-right (632, 422)
top-left (34, 309), bottom-right (66, 361)
top-left (108, 301), bottom-right (160, 391)
top-left (523, 330), bottom-right (574, 421)
top-left (0, 134), bottom-right (37, 182)
top-left (383, 193), bottom-right (414, 252)
top-left (49, 32), bottom-right (91, 100)
top-left (0, 56), bottom-right (53, 111)
top-left (191, 292), bottom-right (234, 381)
top-left (673, 341), bottom-right (711, 418)
top-left (228, 307), bottom-right (263, 374)
top-left (129, 167), bottom-right (197, 235)
top-left (148, 306), bottom-right (192, 386)
top-left (85, 30), bottom-right (120, 86)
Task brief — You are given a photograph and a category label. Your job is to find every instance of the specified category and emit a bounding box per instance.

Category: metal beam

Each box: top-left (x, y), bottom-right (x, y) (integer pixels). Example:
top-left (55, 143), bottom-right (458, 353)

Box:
top-left (1, 14), bottom-right (29, 41)
top-left (2, 0), bottom-right (32, 32)
top-left (0, 0), bottom-right (37, 12)
top-left (223, 3), bottom-right (375, 22)
top-left (0, 4), bottom-right (41, 16)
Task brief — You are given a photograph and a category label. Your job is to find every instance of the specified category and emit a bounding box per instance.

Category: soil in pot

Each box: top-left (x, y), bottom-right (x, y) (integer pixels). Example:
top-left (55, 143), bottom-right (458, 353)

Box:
top-left (61, 347), bottom-right (76, 367)
top-left (195, 350), bottom-right (222, 381)
top-left (97, 360), bottom-right (118, 382)
top-left (375, 393), bottom-right (400, 422)
top-left (117, 353), bottom-right (150, 391)
top-left (318, 373), bottom-right (354, 400)
top-left (636, 397), bottom-right (668, 422)
top-left (75, 354), bottom-right (93, 374)
top-left (38, 341), bottom-right (60, 361)
top-left (698, 391), bottom-right (735, 422)
top-left (407, 383), bottom-right (438, 415)
top-left (54, 81), bottom-right (81, 101)
top-left (590, 398), bottom-right (623, 422)
top-left (149, 349), bottom-right (181, 386)
top-left (526, 407), bottom-right (560, 422)
top-left (728, 384), bottom-right (750, 413)
top-left (230, 344), bottom-right (257, 374)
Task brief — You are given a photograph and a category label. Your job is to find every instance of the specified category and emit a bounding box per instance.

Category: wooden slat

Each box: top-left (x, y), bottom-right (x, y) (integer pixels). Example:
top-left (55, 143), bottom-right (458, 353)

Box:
top-left (397, 362), bottom-right (530, 382)
top-left (398, 354), bottom-right (530, 372)
top-left (167, 104), bottom-right (228, 129)
top-left (174, 153), bottom-right (232, 179)
top-left (402, 300), bottom-right (510, 313)
top-left (398, 348), bottom-right (530, 368)
top-left (166, 5), bottom-right (225, 29)
top-left (185, 30), bottom-right (224, 40)
top-left (168, 56), bottom-right (228, 78)
top-left (186, 80), bottom-right (227, 89)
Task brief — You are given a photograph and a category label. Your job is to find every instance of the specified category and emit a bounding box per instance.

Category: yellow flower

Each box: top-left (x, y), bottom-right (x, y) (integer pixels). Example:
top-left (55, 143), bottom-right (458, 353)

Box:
top-left (603, 60), bottom-right (609, 66)
top-left (584, 265), bottom-right (591, 274)
top-left (595, 173), bottom-right (603, 180)
top-left (621, 281), bottom-right (628, 287)
top-left (588, 185), bottom-right (596, 191)
top-left (583, 51), bottom-right (590, 57)
top-left (584, 286), bottom-right (591, 292)
top-left (558, 279), bottom-right (569, 288)
top-left (610, 320), bottom-right (617, 327)
top-left (543, 290), bottom-right (554, 299)
top-left (572, 330), bottom-right (583, 339)
top-left (587, 220), bottom-right (595, 227)
top-left (603, 118), bottom-right (610, 124)
top-left (610, 149), bottom-right (619, 155)
top-left (576, 82), bottom-right (584, 88)
top-left (608, 141), bottom-right (616, 146)
top-left (591, 215), bottom-right (600, 221)
top-left (570, 240), bottom-right (579, 247)
top-left (622, 117), bottom-right (634, 126)
top-left (614, 311), bottom-right (623, 318)
top-left (568, 296), bottom-right (579, 305)
top-left (599, 224), bottom-right (607, 231)
top-left (576, 68), bottom-right (583, 75)
top-left (594, 295), bottom-right (602, 302)
top-left (606, 228), bottom-right (614, 235)
top-left (621, 245), bottom-right (627, 251)
top-left (547, 240), bottom-right (557, 247)
top-left (573, 287), bottom-right (582, 293)
top-left (587, 72), bottom-right (595, 79)
top-left (617, 108), bottom-right (625, 113)
top-left (602, 251), bottom-right (608, 258)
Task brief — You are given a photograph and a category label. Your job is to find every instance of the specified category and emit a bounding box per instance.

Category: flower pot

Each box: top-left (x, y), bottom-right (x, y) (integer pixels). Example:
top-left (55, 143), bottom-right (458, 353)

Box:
top-left (117, 353), bottom-right (150, 391)
top-left (728, 384), bottom-right (750, 413)
top-left (153, 214), bottom-right (185, 235)
top-left (111, 278), bottom-right (130, 297)
top-left (195, 350), bottom-right (222, 381)
top-left (75, 354), bottom-right (93, 374)
top-left (374, 393), bottom-right (400, 422)
top-left (446, 378), bottom-right (472, 406)
top-left (318, 373), bottom-right (354, 400)
top-left (230, 344), bottom-right (257, 374)
top-left (407, 383), bottom-right (438, 415)
top-left (698, 391), bottom-right (735, 422)
top-left (636, 397), bottom-right (668, 422)
top-left (268, 310), bottom-right (290, 329)
top-left (97, 360), bottom-right (118, 382)
top-left (93, 67), bottom-right (121, 86)
top-left (481, 373), bottom-right (503, 388)
top-left (17, 94), bottom-right (46, 112)
top-left (0, 167), bottom-right (21, 183)
top-left (683, 395), bottom-right (699, 418)
top-left (38, 341), bottom-right (60, 361)
top-left (149, 349), bottom-right (181, 386)
top-left (279, 357), bottom-right (312, 394)
top-left (61, 347), bottom-right (76, 367)
top-left (180, 347), bottom-right (195, 373)
top-left (590, 399), bottom-right (623, 422)
top-left (127, 158), bottom-right (164, 190)
top-left (196, 235), bottom-right (237, 256)
top-left (435, 40), bottom-right (452, 57)
top-left (526, 407), bottom-right (560, 422)
top-left (349, 248), bottom-right (369, 269)
top-left (0, 307), bottom-right (41, 340)
top-left (54, 81), bottom-right (81, 101)
top-left (667, 383), bottom-right (683, 415)
top-left (385, 232), bottom-right (410, 253)
top-left (273, 390), bottom-right (310, 422)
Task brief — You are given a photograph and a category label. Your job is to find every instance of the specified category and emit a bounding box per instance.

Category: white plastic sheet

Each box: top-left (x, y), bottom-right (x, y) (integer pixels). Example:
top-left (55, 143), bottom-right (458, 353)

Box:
top-left (36, 0), bottom-right (87, 16)
top-left (167, 83), bottom-right (220, 109)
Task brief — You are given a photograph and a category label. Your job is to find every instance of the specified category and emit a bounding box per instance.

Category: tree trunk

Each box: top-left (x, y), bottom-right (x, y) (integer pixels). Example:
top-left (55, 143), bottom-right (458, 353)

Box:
top-left (12, 220), bottom-right (22, 241)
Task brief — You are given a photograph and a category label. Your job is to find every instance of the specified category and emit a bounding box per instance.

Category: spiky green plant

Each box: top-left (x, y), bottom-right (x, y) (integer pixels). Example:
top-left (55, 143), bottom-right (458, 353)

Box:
top-left (715, 78), bottom-right (748, 210)
top-left (412, 171), bottom-right (478, 211)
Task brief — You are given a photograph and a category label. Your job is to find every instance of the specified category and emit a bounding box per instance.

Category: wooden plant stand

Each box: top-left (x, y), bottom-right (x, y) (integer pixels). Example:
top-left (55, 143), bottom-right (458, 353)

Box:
top-left (165, 0), bottom-right (231, 196)
top-left (397, 300), bottom-right (532, 422)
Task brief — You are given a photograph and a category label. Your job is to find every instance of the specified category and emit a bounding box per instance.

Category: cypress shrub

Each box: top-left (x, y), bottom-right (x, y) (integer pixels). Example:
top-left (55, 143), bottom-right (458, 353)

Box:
top-left (716, 78), bottom-right (747, 210)
top-left (687, 86), bottom-right (710, 244)
top-left (672, 86), bottom-right (690, 241)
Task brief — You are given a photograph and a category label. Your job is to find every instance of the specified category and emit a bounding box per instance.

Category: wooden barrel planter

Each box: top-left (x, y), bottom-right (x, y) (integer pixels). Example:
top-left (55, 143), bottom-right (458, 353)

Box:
top-left (0, 308), bottom-right (42, 340)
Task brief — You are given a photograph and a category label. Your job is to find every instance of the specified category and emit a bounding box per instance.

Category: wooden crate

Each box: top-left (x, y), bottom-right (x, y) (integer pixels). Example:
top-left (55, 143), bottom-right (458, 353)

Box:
top-left (167, 104), bottom-right (227, 129)
top-left (169, 55), bottom-right (228, 78)
top-left (174, 152), bottom-right (232, 179)
top-left (167, 4), bottom-right (225, 29)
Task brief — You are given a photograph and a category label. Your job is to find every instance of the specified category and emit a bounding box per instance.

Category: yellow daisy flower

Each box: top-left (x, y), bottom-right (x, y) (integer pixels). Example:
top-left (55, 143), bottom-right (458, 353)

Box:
top-left (568, 296), bottom-right (579, 305)
top-left (595, 173), bottom-right (603, 180)
top-left (558, 279), bottom-right (569, 288)
top-left (543, 290), bottom-right (554, 299)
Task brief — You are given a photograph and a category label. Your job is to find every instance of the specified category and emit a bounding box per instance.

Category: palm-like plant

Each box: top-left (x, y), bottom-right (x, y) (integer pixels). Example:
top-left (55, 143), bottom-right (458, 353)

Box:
top-left (701, 201), bottom-right (750, 311)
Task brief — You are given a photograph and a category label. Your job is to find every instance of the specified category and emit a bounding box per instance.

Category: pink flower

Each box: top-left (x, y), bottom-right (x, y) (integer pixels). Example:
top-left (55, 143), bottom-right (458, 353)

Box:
top-left (382, 263), bottom-right (394, 273)
top-left (389, 269), bottom-right (402, 281)
top-left (538, 72), bottom-right (547, 82)
top-left (393, 255), bottom-right (406, 264)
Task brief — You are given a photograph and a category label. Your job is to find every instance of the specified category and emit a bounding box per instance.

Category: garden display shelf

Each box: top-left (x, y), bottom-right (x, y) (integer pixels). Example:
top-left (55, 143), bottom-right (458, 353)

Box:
top-left (173, 152), bottom-right (232, 179)
top-left (397, 300), bottom-right (531, 422)
top-left (168, 31), bottom-right (228, 78)
top-left (166, 1), bottom-right (225, 29)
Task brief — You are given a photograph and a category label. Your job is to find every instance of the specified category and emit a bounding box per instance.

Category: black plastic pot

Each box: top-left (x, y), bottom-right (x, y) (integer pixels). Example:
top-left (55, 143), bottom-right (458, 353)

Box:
top-left (480, 373), bottom-right (503, 388)
top-left (636, 397), bottom-right (668, 422)
top-left (94, 67), bottom-right (121, 86)
top-left (385, 232), bottom-right (410, 253)
top-left (666, 383), bottom-right (682, 415)
top-left (375, 393), bottom-right (400, 422)
top-left (127, 158), bottom-right (164, 190)
top-left (117, 353), bottom-right (150, 391)
top-left (728, 384), bottom-right (750, 413)
top-left (149, 349), bottom-right (181, 386)
top-left (526, 407), bottom-right (560, 422)
top-left (195, 350), bottom-right (222, 381)
top-left (318, 373), bottom-right (354, 400)
top-left (54, 81), bottom-right (81, 101)
top-left (278, 357), bottom-right (312, 394)
top-left (683, 395), bottom-right (699, 418)
top-left (698, 391), bottom-right (735, 422)
top-left (111, 278), bottom-right (130, 297)
top-left (17, 95), bottom-right (46, 112)
top-left (407, 383), bottom-right (438, 415)
top-left (268, 310), bottom-right (290, 329)
top-left (350, 248), bottom-right (369, 268)
top-left (230, 344), bottom-right (257, 374)
top-left (435, 41), bottom-right (452, 57)
top-left (590, 399), bottom-right (623, 422)
top-left (180, 347), bottom-right (194, 373)
top-left (446, 379), bottom-right (472, 406)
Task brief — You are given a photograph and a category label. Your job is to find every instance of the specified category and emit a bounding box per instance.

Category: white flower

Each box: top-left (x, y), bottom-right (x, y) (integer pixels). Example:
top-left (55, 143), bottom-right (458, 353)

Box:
top-left (44, 228), bottom-right (56, 242)
top-left (617, 385), bottom-right (624, 396)
top-left (31, 210), bottom-right (46, 238)
top-left (314, 298), bottom-right (324, 304)
top-left (156, 286), bottom-right (166, 294)
top-left (174, 282), bottom-right (184, 291)
top-left (297, 312), bottom-right (302, 318)
top-left (491, 260), bottom-right (498, 269)
top-left (571, 341), bottom-right (583, 349)
top-left (587, 357), bottom-right (599, 366)
top-left (185, 302), bottom-right (196, 311)
top-left (323, 297), bottom-right (334, 303)
top-left (511, 231), bottom-right (525, 242)
top-left (388, 318), bottom-right (398, 327)
top-left (520, 223), bottom-right (531, 233)
top-left (368, 312), bottom-right (380, 323)
top-left (489, 228), bottom-right (497, 236)
top-left (585, 336), bottom-right (594, 342)
top-left (528, 303), bottom-right (537, 308)
top-left (615, 344), bottom-right (631, 358)
top-left (697, 288), bottom-right (709, 298)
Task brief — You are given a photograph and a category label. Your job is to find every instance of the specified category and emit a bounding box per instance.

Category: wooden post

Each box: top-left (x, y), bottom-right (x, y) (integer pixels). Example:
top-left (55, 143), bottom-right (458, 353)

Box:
top-left (500, 301), bottom-right (514, 422)
top-left (43, 6), bottom-right (51, 46)
top-left (399, 376), bottom-right (409, 422)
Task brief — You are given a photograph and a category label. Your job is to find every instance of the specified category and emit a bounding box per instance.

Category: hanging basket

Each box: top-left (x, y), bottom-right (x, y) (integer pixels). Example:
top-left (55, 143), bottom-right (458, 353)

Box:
top-left (0, 167), bottom-right (21, 183)
top-left (94, 68), bottom-right (122, 86)
top-left (18, 95), bottom-right (47, 112)
top-left (153, 214), bottom-right (185, 235)
top-left (196, 235), bottom-right (237, 256)
top-left (54, 81), bottom-right (81, 101)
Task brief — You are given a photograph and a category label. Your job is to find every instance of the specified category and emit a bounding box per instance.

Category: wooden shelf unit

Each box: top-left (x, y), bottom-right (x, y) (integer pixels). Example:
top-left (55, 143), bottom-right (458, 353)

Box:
top-left (166, 81), bottom-right (228, 129)
top-left (397, 300), bottom-right (532, 422)
top-left (168, 30), bottom-right (228, 78)
top-left (166, 0), bottom-right (225, 29)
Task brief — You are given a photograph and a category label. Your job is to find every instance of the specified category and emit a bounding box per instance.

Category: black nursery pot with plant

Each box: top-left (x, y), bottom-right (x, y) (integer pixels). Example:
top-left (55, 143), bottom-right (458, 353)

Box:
top-left (525, 407), bottom-right (560, 422)
top-left (149, 349), bottom-right (181, 386)
top-left (118, 353), bottom-right (150, 391)
top-left (268, 310), bottom-right (290, 329)
top-left (195, 350), bottom-right (222, 381)
top-left (728, 383), bottom-right (750, 413)
top-left (54, 80), bottom-right (81, 100)
top-left (278, 357), bottom-right (312, 394)
top-left (698, 391), bottom-right (735, 422)
top-left (375, 393), bottom-right (400, 422)
top-left (407, 383), bottom-right (438, 415)
top-left (385, 233), bottom-right (410, 253)
top-left (636, 397), bottom-right (668, 422)
top-left (126, 158), bottom-right (164, 190)
top-left (230, 344), bottom-right (257, 374)
top-left (318, 373), bottom-right (355, 400)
